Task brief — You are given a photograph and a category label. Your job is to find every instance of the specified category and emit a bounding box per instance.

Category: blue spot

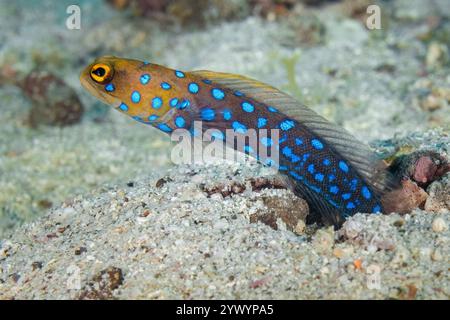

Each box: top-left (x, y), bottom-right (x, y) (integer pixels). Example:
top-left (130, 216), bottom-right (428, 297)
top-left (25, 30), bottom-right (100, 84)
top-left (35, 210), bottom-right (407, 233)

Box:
top-left (119, 103), bottom-right (128, 111)
top-left (188, 82), bottom-right (199, 94)
top-left (131, 91), bottom-right (141, 103)
top-left (342, 193), bottom-right (351, 200)
top-left (178, 99), bottom-right (190, 109)
top-left (175, 70), bottom-right (185, 78)
top-left (279, 165), bottom-right (288, 171)
top-left (346, 202), bottom-right (356, 209)
top-left (289, 171), bottom-right (303, 181)
top-left (161, 82), bottom-right (171, 90)
top-left (361, 186), bottom-right (371, 199)
top-left (222, 109), bottom-right (232, 121)
top-left (170, 98), bottom-right (179, 108)
top-left (148, 114), bottom-right (159, 121)
top-left (211, 131), bottom-right (224, 140)
top-left (295, 138), bottom-right (303, 145)
top-left (323, 158), bottom-right (331, 166)
top-left (350, 179), bottom-right (358, 191)
top-left (257, 117), bottom-right (267, 128)
top-left (329, 174), bottom-right (336, 182)
top-left (132, 116), bottom-right (142, 121)
top-left (304, 180), bottom-right (321, 193)
top-left (175, 116), bottom-right (186, 128)
top-left (241, 101), bottom-right (254, 112)
top-left (267, 106), bottom-right (278, 112)
top-left (339, 161), bottom-right (349, 173)
top-left (105, 83), bottom-right (115, 92)
top-left (329, 186), bottom-right (339, 194)
top-left (143, 61), bottom-right (150, 65)
top-left (234, 90), bottom-right (244, 97)
top-left (202, 79), bottom-right (212, 84)
top-left (279, 119), bottom-right (295, 131)
top-left (200, 108), bottom-right (215, 121)
top-left (158, 123), bottom-right (172, 133)
top-left (282, 146), bottom-right (292, 157)
top-left (279, 134), bottom-right (288, 144)
top-left (140, 74), bottom-right (151, 85)
top-left (291, 154), bottom-right (301, 163)
top-left (232, 121), bottom-right (247, 133)
top-left (307, 164), bottom-right (315, 174)
top-left (152, 97), bottom-right (163, 109)
top-left (261, 137), bottom-right (272, 147)
top-left (211, 88), bottom-right (225, 100)
top-left (311, 139), bottom-right (324, 150)
top-left (372, 205), bottom-right (381, 213)
top-left (315, 173), bottom-right (324, 182)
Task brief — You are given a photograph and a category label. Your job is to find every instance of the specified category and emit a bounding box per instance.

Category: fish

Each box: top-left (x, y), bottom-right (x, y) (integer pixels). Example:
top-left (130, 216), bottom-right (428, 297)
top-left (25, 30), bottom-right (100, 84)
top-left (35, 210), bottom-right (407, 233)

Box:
top-left (80, 56), bottom-right (397, 227)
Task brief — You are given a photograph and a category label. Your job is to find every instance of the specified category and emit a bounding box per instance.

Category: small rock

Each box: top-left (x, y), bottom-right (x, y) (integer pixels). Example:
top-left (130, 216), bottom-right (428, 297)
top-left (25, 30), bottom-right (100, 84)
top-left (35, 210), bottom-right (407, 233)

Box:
top-left (431, 217), bottom-right (447, 233)
top-left (332, 247), bottom-right (344, 258)
top-left (393, 218), bottom-right (405, 228)
top-left (78, 267), bottom-right (124, 300)
top-left (17, 71), bottom-right (84, 127)
top-left (382, 179), bottom-right (428, 214)
top-left (31, 261), bottom-right (43, 271)
top-left (426, 42), bottom-right (449, 69)
top-left (431, 249), bottom-right (442, 261)
top-left (74, 247), bottom-right (87, 255)
top-left (391, 246), bottom-right (410, 267)
top-left (250, 193), bottom-right (309, 232)
top-left (388, 151), bottom-right (450, 188)
top-left (333, 246), bottom-right (354, 259)
top-left (294, 220), bottom-right (306, 235)
top-left (420, 93), bottom-right (444, 111)
top-left (341, 219), bottom-right (363, 239)
top-left (156, 177), bottom-right (172, 188)
top-left (312, 226), bottom-right (335, 253)
top-left (37, 199), bottom-right (53, 209)
top-left (425, 176), bottom-right (450, 213)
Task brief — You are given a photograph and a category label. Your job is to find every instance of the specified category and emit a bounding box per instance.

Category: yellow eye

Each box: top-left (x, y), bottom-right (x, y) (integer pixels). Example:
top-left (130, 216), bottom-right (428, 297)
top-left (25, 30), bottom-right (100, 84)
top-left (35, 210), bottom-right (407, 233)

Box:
top-left (90, 63), bottom-right (113, 84)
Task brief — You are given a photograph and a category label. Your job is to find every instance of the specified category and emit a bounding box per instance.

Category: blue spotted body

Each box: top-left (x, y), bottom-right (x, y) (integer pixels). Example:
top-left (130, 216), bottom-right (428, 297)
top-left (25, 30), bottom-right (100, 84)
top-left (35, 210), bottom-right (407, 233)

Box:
top-left (165, 76), bottom-right (384, 223)
top-left (81, 57), bottom-right (393, 227)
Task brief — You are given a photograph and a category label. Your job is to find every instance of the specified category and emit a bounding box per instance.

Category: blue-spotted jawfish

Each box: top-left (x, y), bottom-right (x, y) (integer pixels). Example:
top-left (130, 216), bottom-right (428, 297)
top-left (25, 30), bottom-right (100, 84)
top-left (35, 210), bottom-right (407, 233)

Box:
top-left (80, 56), bottom-right (399, 227)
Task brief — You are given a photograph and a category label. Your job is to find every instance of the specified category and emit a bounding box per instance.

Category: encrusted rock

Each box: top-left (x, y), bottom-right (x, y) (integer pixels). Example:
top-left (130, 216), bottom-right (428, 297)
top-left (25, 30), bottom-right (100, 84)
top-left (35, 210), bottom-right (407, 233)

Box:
top-left (250, 193), bottom-right (309, 233)
top-left (424, 175), bottom-right (450, 213)
top-left (78, 267), bottom-right (124, 300)
top-left (18, 71), bottom-right (84, 127)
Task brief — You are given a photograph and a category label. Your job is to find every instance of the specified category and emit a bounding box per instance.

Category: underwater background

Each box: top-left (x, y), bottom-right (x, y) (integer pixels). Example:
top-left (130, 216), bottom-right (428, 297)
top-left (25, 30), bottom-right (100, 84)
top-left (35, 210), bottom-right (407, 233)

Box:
top-left (0, 0), bottom-right (449, 299)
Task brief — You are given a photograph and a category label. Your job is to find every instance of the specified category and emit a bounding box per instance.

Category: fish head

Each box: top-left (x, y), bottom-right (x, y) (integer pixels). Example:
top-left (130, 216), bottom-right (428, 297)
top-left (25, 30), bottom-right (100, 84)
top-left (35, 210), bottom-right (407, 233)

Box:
top-left (80, 56), bottom-right (172, 123)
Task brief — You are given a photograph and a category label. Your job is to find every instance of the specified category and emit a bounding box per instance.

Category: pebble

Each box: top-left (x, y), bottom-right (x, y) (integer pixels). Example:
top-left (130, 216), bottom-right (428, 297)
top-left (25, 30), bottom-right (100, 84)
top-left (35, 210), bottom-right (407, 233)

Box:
top-left (425, 177), bottom-right (450, 213)
top-left (294, 220), bottom-right (306, 235)
top-left (390, 246), bottom-right (410, 267)
top-left (431, 249), bottom-right (442, 261)
top-left (333, 246), bottom-right (354, 259)
top-left (426, 42), bottom-right (449, 69)
top-left (342, 220), bottom-right (363, 239)
top-left (431, 217), bottom-right (448, 233)
top-left (312, 227), bottom-right (335, 253)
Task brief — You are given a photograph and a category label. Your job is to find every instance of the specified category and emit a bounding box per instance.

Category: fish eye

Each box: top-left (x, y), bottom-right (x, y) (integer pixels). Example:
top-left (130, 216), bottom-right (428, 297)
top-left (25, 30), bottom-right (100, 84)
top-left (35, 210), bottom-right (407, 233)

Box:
top-left (90, 63), bottom-right (113, 84)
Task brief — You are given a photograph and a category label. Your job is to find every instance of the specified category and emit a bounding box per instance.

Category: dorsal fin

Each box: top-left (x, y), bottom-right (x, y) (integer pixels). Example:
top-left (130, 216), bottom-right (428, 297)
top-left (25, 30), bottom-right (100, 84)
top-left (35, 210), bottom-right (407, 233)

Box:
top-left (190, 70), bottom-right (396, 195)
